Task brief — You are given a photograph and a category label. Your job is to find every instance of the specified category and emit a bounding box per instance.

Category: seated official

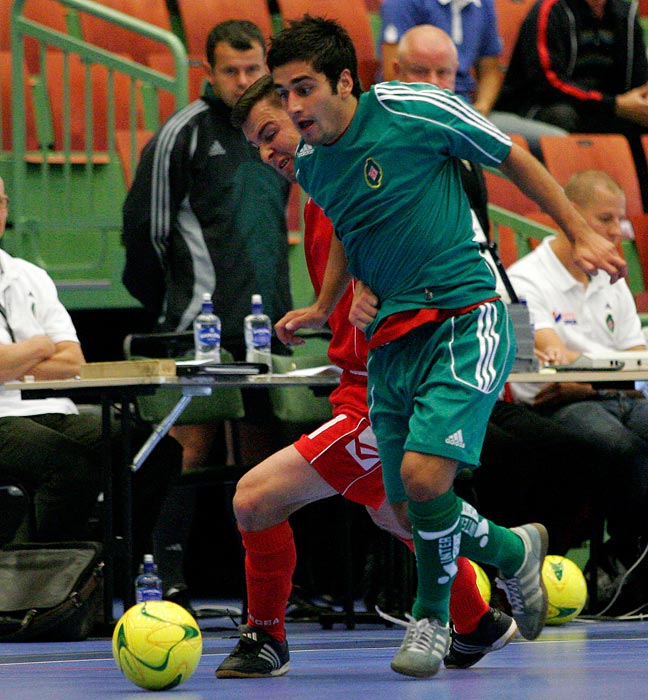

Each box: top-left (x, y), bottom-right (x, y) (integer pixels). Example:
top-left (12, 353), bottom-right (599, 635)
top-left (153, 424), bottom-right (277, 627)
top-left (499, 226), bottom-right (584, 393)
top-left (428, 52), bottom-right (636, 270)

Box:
top-left (0, 176), bottom-right (181, 569)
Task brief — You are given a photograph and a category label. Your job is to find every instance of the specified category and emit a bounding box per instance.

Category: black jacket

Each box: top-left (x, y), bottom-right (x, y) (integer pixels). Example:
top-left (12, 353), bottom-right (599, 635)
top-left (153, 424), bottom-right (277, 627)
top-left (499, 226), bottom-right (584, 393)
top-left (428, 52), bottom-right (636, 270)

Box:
top-left (496, 0), bottom-right (648, 118)
top-left (122, 85), bottom-right (291, 345)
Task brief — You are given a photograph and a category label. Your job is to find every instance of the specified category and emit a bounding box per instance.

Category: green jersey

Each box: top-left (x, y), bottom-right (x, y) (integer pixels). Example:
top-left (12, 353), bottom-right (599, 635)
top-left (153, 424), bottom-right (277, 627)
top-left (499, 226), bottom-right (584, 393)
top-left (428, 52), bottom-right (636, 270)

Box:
top-left (294, 81), bottom-right (512, 340)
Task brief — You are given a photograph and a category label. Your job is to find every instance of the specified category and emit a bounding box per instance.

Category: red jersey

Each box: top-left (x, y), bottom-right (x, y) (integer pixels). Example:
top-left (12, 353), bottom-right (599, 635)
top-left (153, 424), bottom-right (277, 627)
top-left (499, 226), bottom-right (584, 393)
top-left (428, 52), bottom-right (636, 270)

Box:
top-left (303, 197), bottom-right (368, 415)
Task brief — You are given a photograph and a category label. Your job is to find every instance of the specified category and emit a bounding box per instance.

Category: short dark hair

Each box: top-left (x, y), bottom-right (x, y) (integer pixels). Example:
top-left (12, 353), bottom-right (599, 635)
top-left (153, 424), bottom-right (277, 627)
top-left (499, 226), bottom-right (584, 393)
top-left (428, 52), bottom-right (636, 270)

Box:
top-left (205, 20), bottom-right (266, 69)
top-left (231, 74), bottom-right (280, 129)
top-left (267, 15), bottom-right (362, 97)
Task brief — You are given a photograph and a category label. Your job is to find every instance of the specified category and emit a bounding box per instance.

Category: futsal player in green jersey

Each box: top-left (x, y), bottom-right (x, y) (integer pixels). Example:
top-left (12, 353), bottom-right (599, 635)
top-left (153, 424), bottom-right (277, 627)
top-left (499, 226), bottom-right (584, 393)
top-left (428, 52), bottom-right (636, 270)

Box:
top-left (268, 16), bottom-right (627, 679)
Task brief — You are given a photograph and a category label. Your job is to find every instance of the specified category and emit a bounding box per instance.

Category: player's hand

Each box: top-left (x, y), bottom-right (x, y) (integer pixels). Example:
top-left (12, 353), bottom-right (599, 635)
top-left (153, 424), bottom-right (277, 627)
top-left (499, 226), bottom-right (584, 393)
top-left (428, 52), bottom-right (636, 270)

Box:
top-left (572, 233), bottom-right (627, 284)
top-left (535, 345), bottom-right (570, 366)
top-left (349, 281), bottom-right (379, 331)
top-left (275, 305), bottom-right (329, 346)
top-left (615, 86), bottom-right (648, 127)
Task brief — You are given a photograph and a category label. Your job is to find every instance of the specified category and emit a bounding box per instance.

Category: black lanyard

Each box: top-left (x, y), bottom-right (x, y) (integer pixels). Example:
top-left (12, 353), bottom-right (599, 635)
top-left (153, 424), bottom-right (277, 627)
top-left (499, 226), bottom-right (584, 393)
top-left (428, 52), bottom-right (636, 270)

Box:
top-left (0, 303), bottom-right (16, 343)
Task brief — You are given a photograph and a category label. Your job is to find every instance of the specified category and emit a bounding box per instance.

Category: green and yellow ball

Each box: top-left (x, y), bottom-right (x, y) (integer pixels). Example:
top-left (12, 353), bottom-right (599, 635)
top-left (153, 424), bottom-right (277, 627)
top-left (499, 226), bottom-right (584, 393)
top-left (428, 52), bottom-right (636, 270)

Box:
top-left (112, 600), bottom-right (202, 690)
top-left (468, 559), bottom-right (492, 604)
top-left (543, 555), bottom-right (588, 625)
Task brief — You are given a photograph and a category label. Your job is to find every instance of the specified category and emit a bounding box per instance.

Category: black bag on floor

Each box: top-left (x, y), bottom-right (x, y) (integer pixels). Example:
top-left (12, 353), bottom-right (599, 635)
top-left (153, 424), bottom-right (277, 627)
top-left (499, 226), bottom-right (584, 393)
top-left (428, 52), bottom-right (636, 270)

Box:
top-left (0, 541), bottom-right (103, 642)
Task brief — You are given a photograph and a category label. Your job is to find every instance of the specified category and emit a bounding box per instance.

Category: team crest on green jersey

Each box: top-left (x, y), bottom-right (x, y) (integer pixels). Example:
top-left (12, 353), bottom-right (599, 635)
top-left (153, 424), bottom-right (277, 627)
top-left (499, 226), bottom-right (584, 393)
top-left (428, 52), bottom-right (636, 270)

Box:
top-left (364, 158), bottom-right (382, 188)
top-left (606, 313), bottom-right (615, 333)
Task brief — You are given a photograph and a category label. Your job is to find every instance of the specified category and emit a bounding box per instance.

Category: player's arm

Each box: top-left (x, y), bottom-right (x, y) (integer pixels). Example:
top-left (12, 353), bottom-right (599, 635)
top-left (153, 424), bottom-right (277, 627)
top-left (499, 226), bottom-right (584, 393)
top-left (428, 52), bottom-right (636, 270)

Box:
top-left (29, 341), bottom-right (85, 381)
top-left (498, 144), bottom-right (627, 283)
top-left (275, 234), bottom-right (351, 345)
top-left (0, 338), bottom-right (84, 383)
top-left (0, 335), bottom-right (55, 382)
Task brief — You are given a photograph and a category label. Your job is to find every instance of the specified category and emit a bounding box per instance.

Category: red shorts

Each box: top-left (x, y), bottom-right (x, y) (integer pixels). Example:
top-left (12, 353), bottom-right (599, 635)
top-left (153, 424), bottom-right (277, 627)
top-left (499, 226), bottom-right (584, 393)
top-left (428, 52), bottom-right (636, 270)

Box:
top-left (293, 409), bottom-right (386, 510)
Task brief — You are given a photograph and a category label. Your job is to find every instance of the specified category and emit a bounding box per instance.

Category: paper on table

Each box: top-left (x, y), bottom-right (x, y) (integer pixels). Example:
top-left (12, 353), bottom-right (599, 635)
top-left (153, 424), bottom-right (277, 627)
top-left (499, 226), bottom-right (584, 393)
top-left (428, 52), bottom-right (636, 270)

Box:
top-left (283, 365), bottom-right (342, 377)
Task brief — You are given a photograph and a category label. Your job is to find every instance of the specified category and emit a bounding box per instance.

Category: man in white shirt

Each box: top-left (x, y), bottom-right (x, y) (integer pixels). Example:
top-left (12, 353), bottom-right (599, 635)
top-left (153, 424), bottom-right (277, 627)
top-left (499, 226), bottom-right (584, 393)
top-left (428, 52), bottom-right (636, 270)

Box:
top-left (508, 169), bottom-right (648, 609)
top-left (0, 176), bottom-right (180, 560)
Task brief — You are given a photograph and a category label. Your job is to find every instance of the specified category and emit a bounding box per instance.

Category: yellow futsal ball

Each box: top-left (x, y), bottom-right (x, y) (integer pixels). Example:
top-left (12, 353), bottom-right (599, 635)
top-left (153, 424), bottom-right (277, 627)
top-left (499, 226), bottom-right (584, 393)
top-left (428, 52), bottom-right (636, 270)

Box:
top-left (112, 600), bottom-right (202, 691)
top-left (542, 555), bottom-right (588, 626)
top-left (469, 559), bottom-right (492, 604)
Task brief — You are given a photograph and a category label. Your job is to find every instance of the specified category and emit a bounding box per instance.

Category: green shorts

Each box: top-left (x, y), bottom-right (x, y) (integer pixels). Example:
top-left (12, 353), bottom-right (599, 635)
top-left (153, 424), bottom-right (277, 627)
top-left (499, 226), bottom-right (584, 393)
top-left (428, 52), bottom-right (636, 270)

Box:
top-left (367, 300), bottom-right (515, 503)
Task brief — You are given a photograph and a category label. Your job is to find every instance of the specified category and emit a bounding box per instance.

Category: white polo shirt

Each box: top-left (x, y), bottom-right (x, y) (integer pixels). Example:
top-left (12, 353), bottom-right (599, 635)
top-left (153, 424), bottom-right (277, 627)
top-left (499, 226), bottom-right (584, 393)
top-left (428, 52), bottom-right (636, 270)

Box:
top-left (507, 236), bottom-right (644, 403)
top-left (0, 248), bottom-right (79, 417)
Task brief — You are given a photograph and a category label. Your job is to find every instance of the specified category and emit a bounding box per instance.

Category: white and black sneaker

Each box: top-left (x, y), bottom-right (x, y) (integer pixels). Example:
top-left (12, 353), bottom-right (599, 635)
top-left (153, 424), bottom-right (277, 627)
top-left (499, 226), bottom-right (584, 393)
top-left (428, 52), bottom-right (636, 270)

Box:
top-left (377, 608), bottom-right (450, 678)
top-left (496, 523), bottom-right (549, 640)
top-left (444, 607), bottom-right (518, 669)
top-left (216, 624), bottom-right (290, 678)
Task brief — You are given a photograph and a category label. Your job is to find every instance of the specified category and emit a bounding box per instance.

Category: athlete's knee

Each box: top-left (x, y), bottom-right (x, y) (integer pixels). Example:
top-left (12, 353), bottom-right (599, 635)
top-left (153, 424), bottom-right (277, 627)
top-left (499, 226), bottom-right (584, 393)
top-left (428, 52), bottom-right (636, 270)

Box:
top-left (401, 452), bottom-right (456, 500)
top-left (232, 472), bottom-right (273, 530)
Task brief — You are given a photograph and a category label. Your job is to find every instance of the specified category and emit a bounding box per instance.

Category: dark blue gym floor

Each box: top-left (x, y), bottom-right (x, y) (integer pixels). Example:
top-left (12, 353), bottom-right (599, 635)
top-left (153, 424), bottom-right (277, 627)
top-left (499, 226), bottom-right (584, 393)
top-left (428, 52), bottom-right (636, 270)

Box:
top-left (1, 610), bottom-right (647, 700)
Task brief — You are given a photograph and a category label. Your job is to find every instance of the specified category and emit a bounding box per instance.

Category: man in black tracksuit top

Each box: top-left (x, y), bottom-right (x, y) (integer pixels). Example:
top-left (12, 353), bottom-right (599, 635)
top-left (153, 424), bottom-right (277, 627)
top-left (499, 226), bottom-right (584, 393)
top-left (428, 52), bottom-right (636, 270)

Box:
top-left (121, 22), bottom-right (294, 600)
top-left (122, 21), bottom-right (292, 357)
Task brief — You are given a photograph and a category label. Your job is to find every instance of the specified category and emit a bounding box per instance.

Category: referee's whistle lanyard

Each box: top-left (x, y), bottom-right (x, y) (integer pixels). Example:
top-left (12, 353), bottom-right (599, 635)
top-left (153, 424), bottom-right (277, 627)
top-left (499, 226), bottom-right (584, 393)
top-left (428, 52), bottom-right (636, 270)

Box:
top-left (0, 281), bottom-right (16, 343)
top-left (0, 302), bottom-right (15, 343)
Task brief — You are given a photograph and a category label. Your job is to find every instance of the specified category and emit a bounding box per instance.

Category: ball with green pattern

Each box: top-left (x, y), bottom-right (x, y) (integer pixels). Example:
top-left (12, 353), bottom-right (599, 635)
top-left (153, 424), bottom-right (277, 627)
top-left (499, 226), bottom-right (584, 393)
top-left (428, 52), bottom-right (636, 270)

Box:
top-left (112, 600), bottom-right (202, 690)
top-left (543, 555), bottom-right (588, 626)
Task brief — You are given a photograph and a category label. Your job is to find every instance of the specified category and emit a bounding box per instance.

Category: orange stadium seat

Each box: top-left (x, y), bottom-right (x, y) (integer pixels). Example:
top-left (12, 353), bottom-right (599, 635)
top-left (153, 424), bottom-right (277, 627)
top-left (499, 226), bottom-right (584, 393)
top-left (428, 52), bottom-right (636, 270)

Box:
top-left (493, 0), bottom-right (535, 70)
top-left (41, 50), bottom-right (141, 152)
top-left (275, 0), bottom-right (380, 90)
top-left (176, 0), bottom-right (275, 59)
top-left (115, 127), bottom-right (153, 187)
top-left (540, 133), bottom-right (644, 217)
top-left (78, 0), bottom-right (171, 65)
top-left (0, 52), bottom-right (38, 151)
top-left (641, 133), bottom-right (648, 169)
top-left (1, 0), bottom-right (68, 74)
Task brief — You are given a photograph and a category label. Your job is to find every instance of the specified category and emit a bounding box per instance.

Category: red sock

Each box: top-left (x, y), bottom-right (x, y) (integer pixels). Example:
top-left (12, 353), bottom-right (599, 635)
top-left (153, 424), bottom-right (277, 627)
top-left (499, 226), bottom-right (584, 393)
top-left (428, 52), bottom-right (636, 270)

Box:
top-left (240, 520), bottom-right (296, 642)
top-left (449, 556), bottom-right (490, 634)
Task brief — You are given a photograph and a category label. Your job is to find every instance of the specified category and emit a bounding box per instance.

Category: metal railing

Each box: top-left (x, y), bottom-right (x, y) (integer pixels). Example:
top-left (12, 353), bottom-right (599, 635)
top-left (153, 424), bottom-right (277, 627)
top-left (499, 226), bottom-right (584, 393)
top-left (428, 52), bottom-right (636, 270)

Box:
top-left (5, 0), bottom-right (188, 309)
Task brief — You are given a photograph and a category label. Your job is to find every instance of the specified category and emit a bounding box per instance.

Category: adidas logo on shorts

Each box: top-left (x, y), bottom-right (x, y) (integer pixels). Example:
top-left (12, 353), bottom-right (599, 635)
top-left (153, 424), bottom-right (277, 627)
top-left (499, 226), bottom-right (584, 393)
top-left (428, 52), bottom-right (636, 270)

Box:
top-left (445, 429), bottom-right (465, 449)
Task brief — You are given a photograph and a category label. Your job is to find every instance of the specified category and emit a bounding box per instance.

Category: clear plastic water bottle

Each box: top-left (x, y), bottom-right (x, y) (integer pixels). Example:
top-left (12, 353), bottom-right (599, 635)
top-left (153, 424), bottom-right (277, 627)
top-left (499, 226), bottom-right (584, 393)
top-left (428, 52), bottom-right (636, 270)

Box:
top-left (244, 293), bottom-right (272, 371)
top-left (134, 553), bottom-right (163, 603)
top-left (193, 292), bottom-right (221, 362)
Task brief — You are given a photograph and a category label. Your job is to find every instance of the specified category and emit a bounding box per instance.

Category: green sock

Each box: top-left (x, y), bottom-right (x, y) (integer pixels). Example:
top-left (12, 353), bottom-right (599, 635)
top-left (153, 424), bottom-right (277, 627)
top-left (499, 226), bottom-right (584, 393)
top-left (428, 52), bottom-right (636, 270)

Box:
top-left (457, 499), bottom-right (525, 577)
top-left (408, 489), bottom-right (462, 624)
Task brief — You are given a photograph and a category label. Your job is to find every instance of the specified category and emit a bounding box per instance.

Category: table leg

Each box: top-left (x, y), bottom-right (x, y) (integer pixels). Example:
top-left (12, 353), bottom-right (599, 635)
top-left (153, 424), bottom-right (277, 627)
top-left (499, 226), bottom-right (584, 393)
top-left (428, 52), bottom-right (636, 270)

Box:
top-left (100, 393), bottom-right (115, 626)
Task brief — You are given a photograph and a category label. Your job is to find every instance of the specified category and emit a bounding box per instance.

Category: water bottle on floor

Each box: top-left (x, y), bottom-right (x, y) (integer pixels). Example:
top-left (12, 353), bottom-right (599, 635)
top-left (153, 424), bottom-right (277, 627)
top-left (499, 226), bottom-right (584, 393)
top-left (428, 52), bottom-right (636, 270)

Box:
top-left (134, 553), bottom-right (163, 603)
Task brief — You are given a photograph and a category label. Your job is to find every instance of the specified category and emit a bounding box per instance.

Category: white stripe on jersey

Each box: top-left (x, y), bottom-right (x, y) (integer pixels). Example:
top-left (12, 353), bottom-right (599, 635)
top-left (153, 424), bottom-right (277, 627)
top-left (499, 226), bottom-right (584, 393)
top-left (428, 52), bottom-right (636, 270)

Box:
top-left (380, 82), bottom-right (506, 140)
top-left (373, 82), bottom-right (510, 165)
top-left (150, 99), bottom-right (209, 260)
